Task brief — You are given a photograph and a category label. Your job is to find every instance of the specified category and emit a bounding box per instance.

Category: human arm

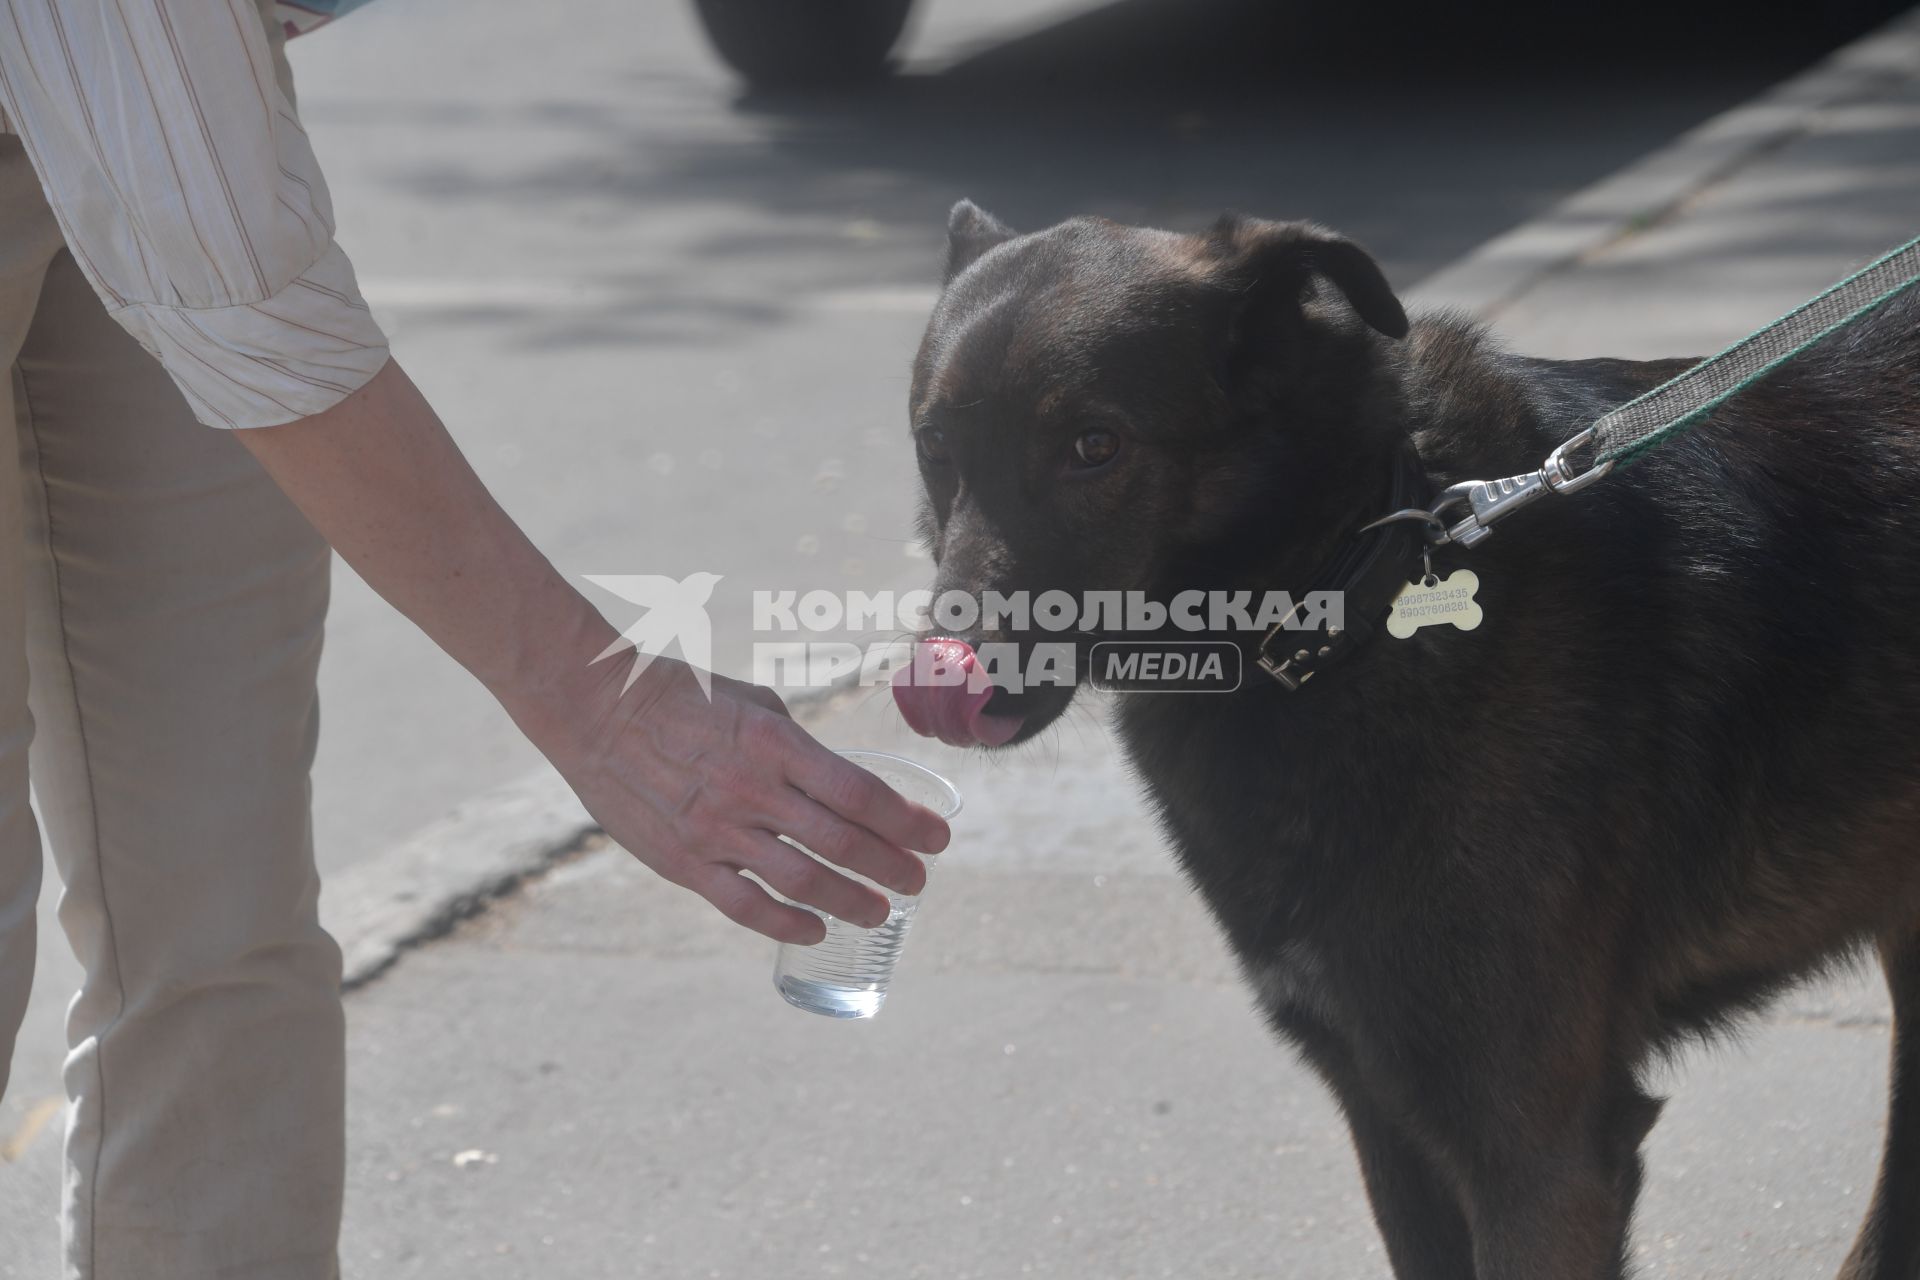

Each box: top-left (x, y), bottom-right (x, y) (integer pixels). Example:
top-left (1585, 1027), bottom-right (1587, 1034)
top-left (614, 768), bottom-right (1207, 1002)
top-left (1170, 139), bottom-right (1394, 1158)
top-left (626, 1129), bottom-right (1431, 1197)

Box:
top-left (236, 359), bottom-right (950, 943)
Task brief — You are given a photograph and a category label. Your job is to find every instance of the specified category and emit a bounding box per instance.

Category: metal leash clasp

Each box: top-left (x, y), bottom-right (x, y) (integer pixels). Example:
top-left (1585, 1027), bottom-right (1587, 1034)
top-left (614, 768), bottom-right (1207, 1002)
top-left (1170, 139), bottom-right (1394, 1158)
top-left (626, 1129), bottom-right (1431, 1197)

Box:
top-left (1427, 427), bottom-right (1615, 548)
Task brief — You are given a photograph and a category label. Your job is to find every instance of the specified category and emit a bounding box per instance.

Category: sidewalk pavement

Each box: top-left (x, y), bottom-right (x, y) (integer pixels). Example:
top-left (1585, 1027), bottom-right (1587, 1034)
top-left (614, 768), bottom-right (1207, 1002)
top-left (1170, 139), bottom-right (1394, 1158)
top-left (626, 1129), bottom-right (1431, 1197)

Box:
top-left (323, 19), bottom-right (1920, 1280)
top-left (5, 11), bottom-right (1918, 1279)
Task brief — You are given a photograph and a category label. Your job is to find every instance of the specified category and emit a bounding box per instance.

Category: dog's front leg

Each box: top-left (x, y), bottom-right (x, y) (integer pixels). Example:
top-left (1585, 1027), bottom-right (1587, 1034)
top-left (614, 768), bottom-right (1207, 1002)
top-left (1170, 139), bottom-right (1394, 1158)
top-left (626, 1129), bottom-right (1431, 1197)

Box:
top-left (1344, 1099), bottom-right (1477, 1280)
top-left (1457, 1086), bottom-right (1656, 1280)
top-left (1465, 1158), bottom-right (1633, 1280)
top-left (1442, 1046), bottom-right (1657, 1280)
top-left (1838, 928), bottom-right (1920, 1280)
top-left (1282, 1017), bottom-right (1477, 1280)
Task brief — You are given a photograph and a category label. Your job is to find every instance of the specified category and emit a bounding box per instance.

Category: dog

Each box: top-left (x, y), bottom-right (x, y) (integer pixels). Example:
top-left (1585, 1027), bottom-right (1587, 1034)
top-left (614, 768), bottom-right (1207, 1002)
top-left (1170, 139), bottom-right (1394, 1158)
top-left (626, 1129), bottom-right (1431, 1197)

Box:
top-left (891, 199), bottom-right (1920, 1279)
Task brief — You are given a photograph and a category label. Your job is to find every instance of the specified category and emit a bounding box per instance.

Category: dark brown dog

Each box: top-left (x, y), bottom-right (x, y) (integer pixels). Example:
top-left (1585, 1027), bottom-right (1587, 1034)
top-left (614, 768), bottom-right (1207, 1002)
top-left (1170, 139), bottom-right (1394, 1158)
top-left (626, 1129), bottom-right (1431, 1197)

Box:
top-left (894, 200), bottom-right (1920, 1279)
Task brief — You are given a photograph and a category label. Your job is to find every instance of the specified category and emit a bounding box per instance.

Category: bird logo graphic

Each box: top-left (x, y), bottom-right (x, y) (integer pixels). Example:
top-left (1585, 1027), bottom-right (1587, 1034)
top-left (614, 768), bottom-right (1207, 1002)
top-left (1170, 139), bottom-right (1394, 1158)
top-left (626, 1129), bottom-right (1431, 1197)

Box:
top-left (582, 572), bottom-right (723, 698)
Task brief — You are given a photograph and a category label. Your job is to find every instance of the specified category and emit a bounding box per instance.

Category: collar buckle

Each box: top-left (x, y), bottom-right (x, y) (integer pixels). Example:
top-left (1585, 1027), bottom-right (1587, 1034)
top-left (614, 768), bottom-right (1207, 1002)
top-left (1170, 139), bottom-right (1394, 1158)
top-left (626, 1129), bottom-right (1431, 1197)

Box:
top-left (1254, 601), bottom-right (1324, 690)
top-left (1255, 605), bottom-right (1353, 691)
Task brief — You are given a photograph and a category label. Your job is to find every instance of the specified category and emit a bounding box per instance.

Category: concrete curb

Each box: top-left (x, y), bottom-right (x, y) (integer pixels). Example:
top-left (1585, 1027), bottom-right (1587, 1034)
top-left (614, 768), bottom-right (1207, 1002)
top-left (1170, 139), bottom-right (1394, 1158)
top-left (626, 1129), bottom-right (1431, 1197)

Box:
top-left (320, 766), bottom-right (598, 988)
top-left (1410, 5), bottom-right (1920, 318)
top-left (321, 7), bottom-right (1920, 994)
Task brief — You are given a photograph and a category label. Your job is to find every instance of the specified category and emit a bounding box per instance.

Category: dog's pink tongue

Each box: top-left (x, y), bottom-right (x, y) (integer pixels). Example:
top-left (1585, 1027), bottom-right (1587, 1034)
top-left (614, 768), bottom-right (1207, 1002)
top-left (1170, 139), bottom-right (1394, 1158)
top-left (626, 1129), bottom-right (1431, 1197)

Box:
top-left (892, 639), bottom-right (1024, 748)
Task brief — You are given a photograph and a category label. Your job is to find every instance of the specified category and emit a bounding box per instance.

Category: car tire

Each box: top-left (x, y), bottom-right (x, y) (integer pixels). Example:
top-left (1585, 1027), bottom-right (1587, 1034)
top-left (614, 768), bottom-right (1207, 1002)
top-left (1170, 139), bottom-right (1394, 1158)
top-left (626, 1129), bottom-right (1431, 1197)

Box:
top-left (692, 0), bottom-right (915, 90)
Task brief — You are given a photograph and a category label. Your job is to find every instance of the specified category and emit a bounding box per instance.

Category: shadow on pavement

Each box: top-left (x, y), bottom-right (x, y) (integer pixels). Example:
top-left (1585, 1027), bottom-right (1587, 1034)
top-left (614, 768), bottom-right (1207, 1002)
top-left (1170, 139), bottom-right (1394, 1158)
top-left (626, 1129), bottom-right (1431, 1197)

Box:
top-left (383, 0), bottom-right (1914, 346)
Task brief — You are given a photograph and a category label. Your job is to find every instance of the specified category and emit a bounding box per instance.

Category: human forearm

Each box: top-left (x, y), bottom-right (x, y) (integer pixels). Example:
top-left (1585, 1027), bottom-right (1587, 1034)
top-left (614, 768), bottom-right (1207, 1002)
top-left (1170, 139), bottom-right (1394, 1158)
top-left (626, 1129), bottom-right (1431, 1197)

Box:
top-left (236, 359), bottom-right (609, 741)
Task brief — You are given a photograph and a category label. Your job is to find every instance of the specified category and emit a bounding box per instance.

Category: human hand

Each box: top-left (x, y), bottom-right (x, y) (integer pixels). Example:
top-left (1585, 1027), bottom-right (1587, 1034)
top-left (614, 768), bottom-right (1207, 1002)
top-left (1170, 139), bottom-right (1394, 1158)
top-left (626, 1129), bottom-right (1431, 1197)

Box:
top-left (527, 652), bottom-right (952, 944)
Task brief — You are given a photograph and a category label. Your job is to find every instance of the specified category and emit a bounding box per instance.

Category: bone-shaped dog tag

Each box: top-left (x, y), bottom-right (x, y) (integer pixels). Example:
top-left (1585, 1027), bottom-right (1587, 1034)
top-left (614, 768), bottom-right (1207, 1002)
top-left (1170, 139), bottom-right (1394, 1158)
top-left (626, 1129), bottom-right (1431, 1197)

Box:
top-left (1386, 570), bottom-right (1483, 639)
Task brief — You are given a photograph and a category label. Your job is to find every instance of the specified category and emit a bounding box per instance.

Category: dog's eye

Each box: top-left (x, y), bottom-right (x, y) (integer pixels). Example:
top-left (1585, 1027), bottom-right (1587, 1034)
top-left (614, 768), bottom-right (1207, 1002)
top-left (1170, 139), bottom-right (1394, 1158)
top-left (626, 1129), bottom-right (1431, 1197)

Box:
top-left (1072, 430), bottom-right (1120, 470)
top-left (916, 427), bottom-right (952, 464)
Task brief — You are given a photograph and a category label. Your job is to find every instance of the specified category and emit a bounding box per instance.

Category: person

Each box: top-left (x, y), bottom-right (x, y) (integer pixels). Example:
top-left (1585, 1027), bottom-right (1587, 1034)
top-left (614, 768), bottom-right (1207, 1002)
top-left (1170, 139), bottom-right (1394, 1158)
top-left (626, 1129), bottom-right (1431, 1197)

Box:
top-left (0, 4), bottom-right (950, 1276)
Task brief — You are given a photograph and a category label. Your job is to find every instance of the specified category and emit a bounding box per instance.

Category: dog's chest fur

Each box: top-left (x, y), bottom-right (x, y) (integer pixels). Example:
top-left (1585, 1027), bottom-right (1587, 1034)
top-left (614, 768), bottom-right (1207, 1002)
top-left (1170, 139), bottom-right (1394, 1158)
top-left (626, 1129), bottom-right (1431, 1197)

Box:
top-left (1248, 940), bottom-right (1340, 1025)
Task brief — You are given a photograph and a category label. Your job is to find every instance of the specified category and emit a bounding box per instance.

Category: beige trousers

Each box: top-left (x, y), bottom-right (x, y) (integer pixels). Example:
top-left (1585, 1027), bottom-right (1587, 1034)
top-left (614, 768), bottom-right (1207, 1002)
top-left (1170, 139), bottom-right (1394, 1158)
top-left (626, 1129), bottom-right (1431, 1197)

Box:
top-left (0, 78), bottom-right (343, 1280)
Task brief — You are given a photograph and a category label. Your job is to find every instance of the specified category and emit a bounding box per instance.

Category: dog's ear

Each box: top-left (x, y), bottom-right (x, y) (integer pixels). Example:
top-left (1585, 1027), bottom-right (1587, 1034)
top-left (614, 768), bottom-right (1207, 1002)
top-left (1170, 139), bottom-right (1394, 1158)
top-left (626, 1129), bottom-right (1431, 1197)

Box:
top-left (945, 199), bottom-right (1017, 284)
top-left (1208, 214), bottom-right (1409, 341)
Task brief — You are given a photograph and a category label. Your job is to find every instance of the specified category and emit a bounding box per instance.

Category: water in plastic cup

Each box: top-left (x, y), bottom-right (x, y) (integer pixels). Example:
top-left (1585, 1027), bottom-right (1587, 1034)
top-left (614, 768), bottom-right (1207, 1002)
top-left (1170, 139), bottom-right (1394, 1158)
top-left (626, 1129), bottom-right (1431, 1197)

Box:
top-left (772, 750), bottom-right (962, 1019)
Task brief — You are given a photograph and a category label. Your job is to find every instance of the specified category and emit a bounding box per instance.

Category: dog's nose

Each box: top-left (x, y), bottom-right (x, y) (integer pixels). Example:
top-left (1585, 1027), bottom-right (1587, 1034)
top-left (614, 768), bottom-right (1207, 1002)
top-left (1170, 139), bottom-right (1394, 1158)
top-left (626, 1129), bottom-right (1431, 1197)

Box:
top-left (892, 638), bottom-right (1025, 748)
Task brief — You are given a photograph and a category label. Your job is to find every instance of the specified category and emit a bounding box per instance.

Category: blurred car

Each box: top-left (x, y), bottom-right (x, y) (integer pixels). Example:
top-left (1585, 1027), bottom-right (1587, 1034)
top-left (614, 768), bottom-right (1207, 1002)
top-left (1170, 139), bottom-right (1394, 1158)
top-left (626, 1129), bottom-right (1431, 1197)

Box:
top-left (692, 0), bottom-right (917, 88)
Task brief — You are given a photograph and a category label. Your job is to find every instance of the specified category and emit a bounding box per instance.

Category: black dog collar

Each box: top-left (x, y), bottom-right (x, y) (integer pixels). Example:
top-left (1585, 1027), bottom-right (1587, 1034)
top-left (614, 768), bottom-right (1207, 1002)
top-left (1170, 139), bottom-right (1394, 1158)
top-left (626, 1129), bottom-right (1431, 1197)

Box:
top-left (1254, 441), bottom-right (1431, 691)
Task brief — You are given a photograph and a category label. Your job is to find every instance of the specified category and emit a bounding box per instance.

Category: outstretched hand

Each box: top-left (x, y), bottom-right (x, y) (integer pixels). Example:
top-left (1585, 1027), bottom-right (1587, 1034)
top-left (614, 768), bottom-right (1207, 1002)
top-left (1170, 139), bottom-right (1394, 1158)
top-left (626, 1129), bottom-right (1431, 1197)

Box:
top-left (536, 653), bottom-right (951, 944)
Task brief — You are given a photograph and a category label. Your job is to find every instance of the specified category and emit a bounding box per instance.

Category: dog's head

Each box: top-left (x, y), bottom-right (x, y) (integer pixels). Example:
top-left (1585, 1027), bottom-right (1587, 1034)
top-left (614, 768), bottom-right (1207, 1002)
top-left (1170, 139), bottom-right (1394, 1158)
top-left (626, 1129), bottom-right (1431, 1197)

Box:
top-left (895, 201), bottom-right (1409, 747)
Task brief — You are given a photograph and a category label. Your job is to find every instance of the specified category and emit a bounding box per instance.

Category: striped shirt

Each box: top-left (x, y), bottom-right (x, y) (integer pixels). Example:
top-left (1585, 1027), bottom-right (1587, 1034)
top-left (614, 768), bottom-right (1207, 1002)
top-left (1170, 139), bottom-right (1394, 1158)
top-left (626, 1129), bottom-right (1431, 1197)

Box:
top-left (0, 0), bottom-right (388, 428)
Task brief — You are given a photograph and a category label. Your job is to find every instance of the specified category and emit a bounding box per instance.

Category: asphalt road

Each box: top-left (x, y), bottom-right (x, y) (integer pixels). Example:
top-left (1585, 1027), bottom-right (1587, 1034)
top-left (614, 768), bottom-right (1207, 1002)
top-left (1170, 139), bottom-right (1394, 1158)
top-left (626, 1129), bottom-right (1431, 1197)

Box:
top-left (4, 0), bottom-right (1912, 1264)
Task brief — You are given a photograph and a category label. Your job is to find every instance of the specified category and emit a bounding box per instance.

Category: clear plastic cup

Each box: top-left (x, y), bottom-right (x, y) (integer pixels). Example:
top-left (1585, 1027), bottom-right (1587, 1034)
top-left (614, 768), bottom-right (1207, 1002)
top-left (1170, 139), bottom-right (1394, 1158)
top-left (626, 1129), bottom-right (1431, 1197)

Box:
top-left (772, 750), bottom-right (962, 1019)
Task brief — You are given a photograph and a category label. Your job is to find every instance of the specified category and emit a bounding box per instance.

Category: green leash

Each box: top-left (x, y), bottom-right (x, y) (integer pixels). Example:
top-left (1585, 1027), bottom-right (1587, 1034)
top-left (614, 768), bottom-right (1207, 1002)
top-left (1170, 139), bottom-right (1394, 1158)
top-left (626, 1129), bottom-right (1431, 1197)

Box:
top-left (1423, 231), bottom-right (1920, 549)
top-left (1593, 232), bottom-right (1920, 467)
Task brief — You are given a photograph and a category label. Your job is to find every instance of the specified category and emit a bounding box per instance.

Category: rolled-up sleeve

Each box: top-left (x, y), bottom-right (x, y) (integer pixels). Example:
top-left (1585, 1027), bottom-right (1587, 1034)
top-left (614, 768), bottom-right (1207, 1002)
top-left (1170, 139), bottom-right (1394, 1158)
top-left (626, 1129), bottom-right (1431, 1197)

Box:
top-left (0, 0), bottom-right (388, 427)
